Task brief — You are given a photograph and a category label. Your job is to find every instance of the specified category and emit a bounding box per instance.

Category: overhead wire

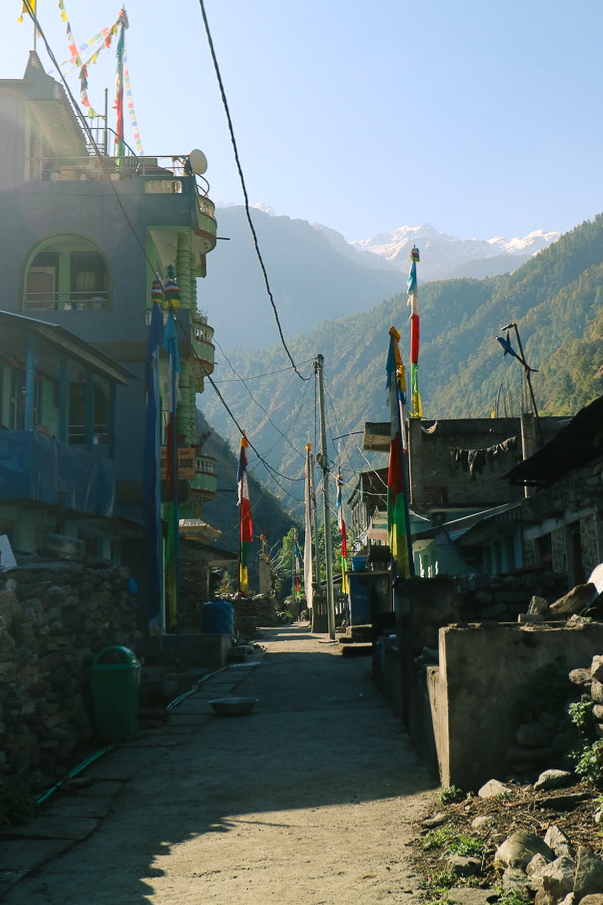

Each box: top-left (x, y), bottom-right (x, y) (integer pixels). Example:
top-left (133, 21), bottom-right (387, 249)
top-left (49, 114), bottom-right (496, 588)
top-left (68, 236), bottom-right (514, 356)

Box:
top-left (196, 0), bottom-right (309, 383)
top-left (214, 338), bottom-right (309, 462)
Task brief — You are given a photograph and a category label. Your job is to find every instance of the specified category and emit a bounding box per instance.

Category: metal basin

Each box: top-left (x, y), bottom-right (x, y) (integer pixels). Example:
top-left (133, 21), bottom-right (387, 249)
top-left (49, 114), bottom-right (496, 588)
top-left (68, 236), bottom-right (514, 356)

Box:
top-left (209, 697), bottom-right (258, 716)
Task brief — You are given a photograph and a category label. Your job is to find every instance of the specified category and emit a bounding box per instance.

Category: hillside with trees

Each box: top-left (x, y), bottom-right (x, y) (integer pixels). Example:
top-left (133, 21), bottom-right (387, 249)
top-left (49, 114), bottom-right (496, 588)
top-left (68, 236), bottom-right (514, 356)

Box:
top-left (200, 214), bottom-right (603, 517)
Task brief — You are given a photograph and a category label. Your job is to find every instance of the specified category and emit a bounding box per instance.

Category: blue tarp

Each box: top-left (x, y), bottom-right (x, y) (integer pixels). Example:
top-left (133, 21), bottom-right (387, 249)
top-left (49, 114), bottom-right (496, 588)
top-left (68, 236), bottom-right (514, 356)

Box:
top-left (0, 430), bottom-right (115, 516)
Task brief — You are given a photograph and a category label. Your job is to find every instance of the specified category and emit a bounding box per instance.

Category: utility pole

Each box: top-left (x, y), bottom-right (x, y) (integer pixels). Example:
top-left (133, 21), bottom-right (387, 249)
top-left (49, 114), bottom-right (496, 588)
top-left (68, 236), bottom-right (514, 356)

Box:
top-left (314, 354), bottom-right (336, 640)
top-left (292, 528), bottom-right (297, 607)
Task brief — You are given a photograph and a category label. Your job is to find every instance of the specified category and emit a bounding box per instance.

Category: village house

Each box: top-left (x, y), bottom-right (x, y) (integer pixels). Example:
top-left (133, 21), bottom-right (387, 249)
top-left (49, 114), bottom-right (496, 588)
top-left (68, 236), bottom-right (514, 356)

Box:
top-left (0, 52), bottom-right (221, 640)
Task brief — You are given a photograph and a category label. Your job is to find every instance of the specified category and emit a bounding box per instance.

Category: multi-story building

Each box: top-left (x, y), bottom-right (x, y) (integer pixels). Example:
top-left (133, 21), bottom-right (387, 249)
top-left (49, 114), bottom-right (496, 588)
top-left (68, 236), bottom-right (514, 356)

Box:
top-left (0, 52), bottom-right (219, 631)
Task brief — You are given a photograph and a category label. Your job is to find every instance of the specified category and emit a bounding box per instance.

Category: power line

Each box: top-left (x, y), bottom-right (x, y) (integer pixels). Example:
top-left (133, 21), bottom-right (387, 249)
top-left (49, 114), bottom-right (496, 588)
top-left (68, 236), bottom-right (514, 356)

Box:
top-left (196, 0), bottom-right (309, 383)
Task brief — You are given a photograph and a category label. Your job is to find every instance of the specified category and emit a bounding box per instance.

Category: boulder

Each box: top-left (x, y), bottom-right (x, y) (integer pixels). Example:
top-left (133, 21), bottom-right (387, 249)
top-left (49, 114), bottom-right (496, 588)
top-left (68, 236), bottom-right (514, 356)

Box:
top-left (494, 830), bottom-right (554, 873)
top-left (443, 852), bottom-right (481, 877)
top-left (549, 583), bottom-right (597, 616)
top-left (529, 595), bottom-right (550, 614)
top-left (517, 723), bottom-right (552, 747)
top-left (535, 770), bottom-right (574, 792)
top-left (540, 856), bottom-right (576, 903)
top-left (478, 778), bottom-right (512, 798)
top-left (471, 814), bottom-right (494, 830)
top-left (544, 826), bottom-right (574, 859)
top-left (574, 846), bottom-right (603, 900)
top-left (591, 655), bottom-right (603, 683)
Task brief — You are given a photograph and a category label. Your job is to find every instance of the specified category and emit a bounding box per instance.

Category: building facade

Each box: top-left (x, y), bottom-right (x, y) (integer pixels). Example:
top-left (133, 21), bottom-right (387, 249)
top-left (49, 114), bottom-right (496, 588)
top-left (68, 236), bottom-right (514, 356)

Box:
top-left (0, 53), bottom-right (219, 627)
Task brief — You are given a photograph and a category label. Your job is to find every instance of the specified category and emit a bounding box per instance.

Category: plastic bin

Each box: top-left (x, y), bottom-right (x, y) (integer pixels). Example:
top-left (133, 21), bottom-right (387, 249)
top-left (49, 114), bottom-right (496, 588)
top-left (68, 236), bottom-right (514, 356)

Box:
top-left (200, 600), bottom-right (234, 636)
top-left (90, 645), bottom-right (141, 743)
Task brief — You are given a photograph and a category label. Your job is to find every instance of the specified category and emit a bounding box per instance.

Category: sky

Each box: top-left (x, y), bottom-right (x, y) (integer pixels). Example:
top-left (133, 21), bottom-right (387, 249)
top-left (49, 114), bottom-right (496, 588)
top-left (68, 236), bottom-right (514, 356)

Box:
top-left (1, 0), bottom-right (602, 243)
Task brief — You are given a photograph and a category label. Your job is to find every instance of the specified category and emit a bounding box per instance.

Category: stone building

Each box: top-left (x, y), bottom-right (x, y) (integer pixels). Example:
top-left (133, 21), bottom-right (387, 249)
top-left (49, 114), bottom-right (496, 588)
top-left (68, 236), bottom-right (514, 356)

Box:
top-left (506, 395), bottom-right (603, 588)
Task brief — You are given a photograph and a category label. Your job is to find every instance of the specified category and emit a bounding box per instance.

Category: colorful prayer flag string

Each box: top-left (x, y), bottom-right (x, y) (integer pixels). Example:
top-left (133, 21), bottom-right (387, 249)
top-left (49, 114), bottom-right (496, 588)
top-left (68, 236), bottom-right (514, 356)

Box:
top-left (407, 245), bottom-right (422, 419)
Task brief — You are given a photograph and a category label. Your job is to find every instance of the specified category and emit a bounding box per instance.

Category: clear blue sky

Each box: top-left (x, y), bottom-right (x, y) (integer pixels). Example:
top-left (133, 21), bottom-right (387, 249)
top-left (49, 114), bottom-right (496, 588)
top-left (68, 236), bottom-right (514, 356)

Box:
top-left (2, 0), bottom-right (602, 242)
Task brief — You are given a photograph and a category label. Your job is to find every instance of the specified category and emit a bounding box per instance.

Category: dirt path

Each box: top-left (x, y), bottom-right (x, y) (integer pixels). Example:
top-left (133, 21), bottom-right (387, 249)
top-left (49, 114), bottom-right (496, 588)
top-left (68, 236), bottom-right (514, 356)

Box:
top-left (2, 625), bottom-right (438, 904)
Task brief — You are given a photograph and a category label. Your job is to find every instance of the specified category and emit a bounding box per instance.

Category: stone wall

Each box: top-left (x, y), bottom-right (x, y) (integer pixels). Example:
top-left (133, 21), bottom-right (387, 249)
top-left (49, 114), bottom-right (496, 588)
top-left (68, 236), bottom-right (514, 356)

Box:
top-left (458, 571), bottom-right (568, 623)
top-left (522, 455), bottom-right (603, 579)
top-left (0, 560), bottom-right (138, 782)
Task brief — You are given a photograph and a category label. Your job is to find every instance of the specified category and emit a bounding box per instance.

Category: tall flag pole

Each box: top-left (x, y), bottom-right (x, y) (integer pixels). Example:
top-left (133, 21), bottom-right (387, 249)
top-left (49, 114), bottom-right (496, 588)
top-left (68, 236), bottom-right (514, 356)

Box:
top-left (142, 283), bottom-right (164, 638)
top-left (18, 0), bottom-right (37, 49)
top-left (237, 435), bottom-right (253, 595)
top-left (303, 444), bottom-right (314, 611)
top-left (336, 471), bottom-right (349, 594)
top-left (114, 8), bottom-right (129, 158)
top-left (407, 245), bottom-right (422, 418)
top-left (386, 327), bottom-right (414, 579)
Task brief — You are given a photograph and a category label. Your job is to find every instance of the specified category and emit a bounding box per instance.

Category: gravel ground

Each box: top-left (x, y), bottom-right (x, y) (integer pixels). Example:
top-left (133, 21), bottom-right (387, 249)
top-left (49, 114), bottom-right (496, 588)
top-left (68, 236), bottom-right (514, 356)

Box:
top-left (2, 625), bottom-right (439, 905)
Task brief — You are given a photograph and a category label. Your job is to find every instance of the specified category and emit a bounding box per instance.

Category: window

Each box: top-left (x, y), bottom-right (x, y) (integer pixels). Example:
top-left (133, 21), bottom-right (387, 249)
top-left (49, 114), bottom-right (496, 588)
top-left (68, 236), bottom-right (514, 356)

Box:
top-left (23, 237), bottom-right (110, 312)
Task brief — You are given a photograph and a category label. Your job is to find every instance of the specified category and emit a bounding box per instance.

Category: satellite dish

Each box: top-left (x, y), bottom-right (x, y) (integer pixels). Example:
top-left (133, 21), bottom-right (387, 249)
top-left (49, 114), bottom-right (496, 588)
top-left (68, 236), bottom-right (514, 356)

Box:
top-left (188, 149), bottom-right (207, 176)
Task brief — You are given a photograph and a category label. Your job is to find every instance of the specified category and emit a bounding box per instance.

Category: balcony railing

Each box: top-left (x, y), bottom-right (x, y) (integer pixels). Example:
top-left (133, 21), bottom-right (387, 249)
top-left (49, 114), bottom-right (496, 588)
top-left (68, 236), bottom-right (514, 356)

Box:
top-left (23, 291), bottom-right (110, 313)
top-left (190, 453), bottom-right (217, 498)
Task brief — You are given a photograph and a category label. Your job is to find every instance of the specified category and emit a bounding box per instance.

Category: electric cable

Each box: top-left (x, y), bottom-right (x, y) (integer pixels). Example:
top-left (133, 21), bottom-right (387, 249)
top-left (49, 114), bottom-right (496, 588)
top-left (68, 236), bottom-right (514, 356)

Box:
top-left (214, 338), bottom-right (309, 462)
top-left (196, 0), bottom-right (309, 382)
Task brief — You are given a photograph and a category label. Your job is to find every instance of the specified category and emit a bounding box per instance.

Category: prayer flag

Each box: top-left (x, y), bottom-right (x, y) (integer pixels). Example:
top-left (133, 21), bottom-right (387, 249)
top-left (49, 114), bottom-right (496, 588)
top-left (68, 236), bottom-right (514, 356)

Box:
top-left (142, 297), bottom-right (164, 635)
top-left (336, 472), bottom-right (349, 594)
top-left (407, 246), bottom-right (422, 418)
top-left (237, 436), bottom-right (253, 595)
top-left (386, 327), bottom-right (412, 578)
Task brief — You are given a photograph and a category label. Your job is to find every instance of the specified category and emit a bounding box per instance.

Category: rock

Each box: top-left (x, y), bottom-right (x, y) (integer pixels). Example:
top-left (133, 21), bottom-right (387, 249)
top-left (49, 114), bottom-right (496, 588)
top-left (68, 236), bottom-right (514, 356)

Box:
top-left (494, 830), bottom-right (554, 873)
top-left (574, 846), bottom-right (603, 900)
top-left (591, 655), bottom-right (603, 683)
top-left (517, 723), bottom-right (552, 747)
top-left (579, 896), bottom-right (603, 905)
top-left (570, 667), bottom-right (593, 687)
top-left (535, 770), bottom-right (574, 792)
top-left (502, 866), bottom-right (532, 894)
top-left (507, 744), bottom-right (554, 764)
top-left (478, 778), bottom-right (512, 798)
top-left (544, 826), bottom-right (573, 859)
top-left (422, 813), bottom-right (448, 829)
top-left (529, 596), bottom-right (549, 614)
top-left (540, 856), bottom-right (575, 903)
top-left (527, 852), bottom-right (550, 875)
top-left (592, 679), bottom-right (603, 704)
top-left (550, 583), bottom-right (597, 616)
top-left (447, 891), bottom-right (499, 905)
top-left (443, 852), bottom-right (481, 877)
top-left (593, 704), bottom-right (603, 721)
top-left (471, 814), bottom-right (494, 829)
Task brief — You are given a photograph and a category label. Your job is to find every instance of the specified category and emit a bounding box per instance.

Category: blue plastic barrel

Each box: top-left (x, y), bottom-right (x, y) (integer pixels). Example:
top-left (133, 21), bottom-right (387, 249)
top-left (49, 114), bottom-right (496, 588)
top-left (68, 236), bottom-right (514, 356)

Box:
top-left (201, 600), bottom-right (235, 636)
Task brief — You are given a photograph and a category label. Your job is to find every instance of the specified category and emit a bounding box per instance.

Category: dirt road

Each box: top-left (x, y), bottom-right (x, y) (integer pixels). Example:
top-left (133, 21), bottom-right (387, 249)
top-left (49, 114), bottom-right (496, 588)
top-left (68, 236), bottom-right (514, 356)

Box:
top-left (2, 625), bottom-right (438, 904)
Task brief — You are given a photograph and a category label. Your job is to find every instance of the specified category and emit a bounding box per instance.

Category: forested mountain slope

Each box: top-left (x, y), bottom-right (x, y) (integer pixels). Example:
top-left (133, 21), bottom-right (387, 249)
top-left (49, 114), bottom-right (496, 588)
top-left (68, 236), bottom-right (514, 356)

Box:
top-left (200, 215), bottom-right (603, 516)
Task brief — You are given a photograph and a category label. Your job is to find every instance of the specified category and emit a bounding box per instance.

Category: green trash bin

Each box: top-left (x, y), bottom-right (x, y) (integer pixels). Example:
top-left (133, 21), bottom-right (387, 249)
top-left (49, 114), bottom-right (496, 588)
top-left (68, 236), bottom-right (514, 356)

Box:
top-left (90, 646), bottom-right (141, 743)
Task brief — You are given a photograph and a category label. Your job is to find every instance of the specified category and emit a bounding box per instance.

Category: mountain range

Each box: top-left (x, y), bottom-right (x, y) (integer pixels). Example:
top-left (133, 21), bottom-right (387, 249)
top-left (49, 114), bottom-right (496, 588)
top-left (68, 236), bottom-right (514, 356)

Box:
top-left (200, 213), bottom-right (603, 520)
top-left (203, 206), bottom-right (559, 349)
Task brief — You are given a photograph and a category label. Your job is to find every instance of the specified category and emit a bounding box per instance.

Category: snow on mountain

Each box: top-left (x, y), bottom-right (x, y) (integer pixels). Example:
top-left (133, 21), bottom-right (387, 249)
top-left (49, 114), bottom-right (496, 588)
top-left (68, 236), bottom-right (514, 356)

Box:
top-left (342, 223), bottom-right (561, 281)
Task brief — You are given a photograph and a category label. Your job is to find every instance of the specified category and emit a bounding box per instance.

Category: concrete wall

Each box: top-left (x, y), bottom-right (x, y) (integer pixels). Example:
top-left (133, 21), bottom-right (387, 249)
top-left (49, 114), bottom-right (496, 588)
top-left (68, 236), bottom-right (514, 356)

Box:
top-left (432, 621), bottom-right (603, 790)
